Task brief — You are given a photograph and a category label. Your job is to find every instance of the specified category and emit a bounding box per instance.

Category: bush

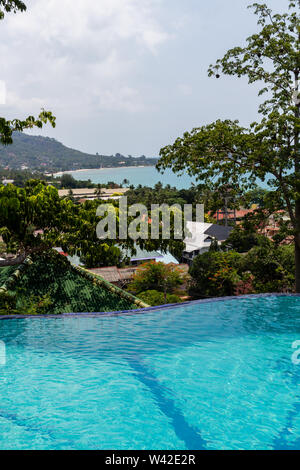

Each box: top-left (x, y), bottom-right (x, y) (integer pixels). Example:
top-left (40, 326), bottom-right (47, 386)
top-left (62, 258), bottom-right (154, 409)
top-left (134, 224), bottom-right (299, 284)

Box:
top-left (189, 243), bottom-right (295, 299)
top-left (0, 290), bottom-right (17, 313)
top-left (0, 289), bottom-right (53, 315)
top-left (138, 290), bottom-right (181, 306)
top-left (222, 225), bottom-right (270, 253)
top-left (241, 244), bottom-right (295, 293)
top-left (189, 251), bottom-right (242, 298)
top-left (128, 261), bottom-right (185, 303)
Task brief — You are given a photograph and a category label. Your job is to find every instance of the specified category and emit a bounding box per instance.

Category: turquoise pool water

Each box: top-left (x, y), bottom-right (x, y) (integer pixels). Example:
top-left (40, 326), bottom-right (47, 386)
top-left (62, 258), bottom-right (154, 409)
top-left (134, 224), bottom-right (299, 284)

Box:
top-left (0, 295), bottom-right (300, 450)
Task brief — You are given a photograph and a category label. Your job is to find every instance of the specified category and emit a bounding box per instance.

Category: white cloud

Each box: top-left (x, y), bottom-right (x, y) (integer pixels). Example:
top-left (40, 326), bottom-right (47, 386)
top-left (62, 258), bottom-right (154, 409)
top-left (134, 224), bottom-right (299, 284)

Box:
top-left (178, 84), bottom-right (193, 96)
top-left (0, 0), bottom-right (171, 116)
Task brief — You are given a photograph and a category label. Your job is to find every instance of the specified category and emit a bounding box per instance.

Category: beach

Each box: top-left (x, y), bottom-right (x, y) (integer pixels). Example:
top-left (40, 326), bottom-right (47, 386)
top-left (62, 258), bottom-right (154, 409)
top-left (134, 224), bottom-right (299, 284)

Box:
top-left (51, 165), bottom-right (149, 177)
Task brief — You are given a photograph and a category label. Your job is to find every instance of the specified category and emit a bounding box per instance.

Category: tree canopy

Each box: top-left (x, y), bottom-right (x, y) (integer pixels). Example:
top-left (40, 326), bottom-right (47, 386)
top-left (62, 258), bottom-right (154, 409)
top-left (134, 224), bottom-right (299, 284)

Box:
top-left (157, 0), bottom-right (300, 290)
top-left (0, 181), bottom-right (185, 268)
top-left (0, 0), bottom-right (26, 20)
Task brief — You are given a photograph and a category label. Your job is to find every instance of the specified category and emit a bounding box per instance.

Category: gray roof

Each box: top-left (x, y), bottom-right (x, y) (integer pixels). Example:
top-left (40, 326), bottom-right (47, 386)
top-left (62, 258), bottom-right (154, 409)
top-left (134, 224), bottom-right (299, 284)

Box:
top-left (204, 224), bottom-right (233, 241)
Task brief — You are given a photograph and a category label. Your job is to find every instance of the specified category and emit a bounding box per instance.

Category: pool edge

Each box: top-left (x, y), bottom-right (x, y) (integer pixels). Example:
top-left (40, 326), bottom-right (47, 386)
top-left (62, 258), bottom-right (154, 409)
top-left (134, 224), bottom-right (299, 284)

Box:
top-left (1, 292), bottom-right (300, 320)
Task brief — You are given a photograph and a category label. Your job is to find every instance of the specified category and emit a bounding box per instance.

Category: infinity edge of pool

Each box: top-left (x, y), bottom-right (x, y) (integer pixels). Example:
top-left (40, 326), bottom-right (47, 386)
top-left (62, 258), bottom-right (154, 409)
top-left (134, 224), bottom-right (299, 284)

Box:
top-left (1, 292), bottom-right (300, 320)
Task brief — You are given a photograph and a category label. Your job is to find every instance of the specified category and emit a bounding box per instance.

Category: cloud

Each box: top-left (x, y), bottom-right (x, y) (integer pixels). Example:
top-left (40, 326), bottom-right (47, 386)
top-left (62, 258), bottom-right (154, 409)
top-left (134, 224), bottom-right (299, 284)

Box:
top-left (178, 84), bottom-right (193, 97)
top-left (0, 0), bottom-right (171, 116)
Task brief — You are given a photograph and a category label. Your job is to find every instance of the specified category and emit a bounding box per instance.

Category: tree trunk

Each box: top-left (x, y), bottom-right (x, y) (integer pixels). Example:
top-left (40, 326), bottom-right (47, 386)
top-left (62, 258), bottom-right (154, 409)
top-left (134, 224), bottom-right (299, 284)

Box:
top-left (295, 240), bottom-right (300, 293)
top-left (164, 286), bottom-right (167, 304)
top-left (295, 202), bottom-right (300, 293)
top-left (294, 67), bottom-right (300, 292)
top-left (0, 253), bottom-right (27, 267)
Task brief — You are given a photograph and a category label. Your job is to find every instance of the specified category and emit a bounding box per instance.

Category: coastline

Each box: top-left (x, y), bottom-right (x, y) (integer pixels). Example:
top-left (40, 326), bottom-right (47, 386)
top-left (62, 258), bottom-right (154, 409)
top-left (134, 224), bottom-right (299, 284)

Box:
top-left (51, 165), bottom-right (154, 177)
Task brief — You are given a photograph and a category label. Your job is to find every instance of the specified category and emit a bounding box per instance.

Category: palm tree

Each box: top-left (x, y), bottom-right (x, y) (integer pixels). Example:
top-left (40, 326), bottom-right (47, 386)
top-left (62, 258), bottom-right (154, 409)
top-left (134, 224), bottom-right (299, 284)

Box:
top-left (94, 184), bottom-right (102, 199)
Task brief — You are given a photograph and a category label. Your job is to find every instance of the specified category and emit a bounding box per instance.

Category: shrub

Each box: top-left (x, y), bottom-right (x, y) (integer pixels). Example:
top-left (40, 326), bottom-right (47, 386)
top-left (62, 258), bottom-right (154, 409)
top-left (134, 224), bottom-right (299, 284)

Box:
top-left (0, 290), bottom-right (17, 313)
top-left (128, 261), bottom-right (185, 303)
top-left (0, 289), bottom-right (53, 315)
top-left (138, 290), bottom-right (181, 306)
top-left (189, 251), bottom-right (242, 298)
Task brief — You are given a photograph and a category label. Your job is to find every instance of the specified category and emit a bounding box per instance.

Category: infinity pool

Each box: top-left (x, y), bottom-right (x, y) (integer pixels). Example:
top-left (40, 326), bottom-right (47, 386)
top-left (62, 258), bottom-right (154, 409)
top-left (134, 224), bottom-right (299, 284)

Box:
top-left (0, 295), bottom-right (300, 450)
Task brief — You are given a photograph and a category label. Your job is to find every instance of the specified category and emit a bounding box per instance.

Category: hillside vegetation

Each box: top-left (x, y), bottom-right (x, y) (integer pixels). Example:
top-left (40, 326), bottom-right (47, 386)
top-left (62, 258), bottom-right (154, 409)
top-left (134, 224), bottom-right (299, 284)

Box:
top-left (0, 132), bottom-right (157, 172)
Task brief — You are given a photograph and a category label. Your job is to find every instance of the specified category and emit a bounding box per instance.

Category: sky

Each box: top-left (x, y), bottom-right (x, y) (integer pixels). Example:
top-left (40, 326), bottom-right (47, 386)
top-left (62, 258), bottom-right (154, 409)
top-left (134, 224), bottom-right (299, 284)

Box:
top-left (0, 0), bottom-right (289, 157)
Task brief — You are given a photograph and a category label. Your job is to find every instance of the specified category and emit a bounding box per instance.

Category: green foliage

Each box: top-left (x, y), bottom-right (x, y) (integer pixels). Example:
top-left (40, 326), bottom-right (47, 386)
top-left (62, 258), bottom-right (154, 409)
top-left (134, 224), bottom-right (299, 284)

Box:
top-left (80, 245), bottom-right (123, 269)
top-left (222, 224), bottom-right (269, 253)
top-left (243, 187), bottom-right (269, 208)
top-left (208, 1), bottom-right (300, 116)
top-left (209, 237), bottom-right (221, 252)
top-left (189, 242), bottom-right (295, 298)
top-left (0, 180), bottom-right (72, 260)
top-left (15, 293), bottom-right (53, 315)
top-left (128, 261), bottom-right (185, 302)
top-left (138, 290), bottom-right (181, 306)
top-left (241, 243), bottom-right (295, 293)
top-left (189, 251), bottom-right (242, 298)
top-left (0, 0), bottom-right (26, 20)
top-left (157, 0), bottom-right (300, 290)
top-left (0, 181), bottom-right (186, 268)
top-left (0, 113), bottom-right (56, 146)
top-left (0, 132), bottom-right (157, 171)
top-left (0, 289), bottom-right (16, 311)
top-left (0, 288), bottom-right (52, 315)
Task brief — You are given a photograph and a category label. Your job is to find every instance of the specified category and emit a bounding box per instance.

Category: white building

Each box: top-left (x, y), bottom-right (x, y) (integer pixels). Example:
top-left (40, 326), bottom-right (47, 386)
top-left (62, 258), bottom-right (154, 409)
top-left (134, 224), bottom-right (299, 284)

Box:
top-left (183, 221), bottom-right (233, 265)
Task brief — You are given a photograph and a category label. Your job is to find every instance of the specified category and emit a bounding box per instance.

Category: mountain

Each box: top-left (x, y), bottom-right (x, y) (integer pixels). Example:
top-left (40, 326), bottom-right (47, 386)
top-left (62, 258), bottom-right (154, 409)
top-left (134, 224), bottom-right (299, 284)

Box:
top-left (0, 132), bottom-right (158, 172)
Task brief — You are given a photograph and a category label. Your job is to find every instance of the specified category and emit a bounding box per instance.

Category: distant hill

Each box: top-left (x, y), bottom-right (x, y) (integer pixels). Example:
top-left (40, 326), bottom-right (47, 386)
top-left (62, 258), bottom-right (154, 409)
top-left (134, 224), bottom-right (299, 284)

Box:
top-left (0, 132), bottom-right (158, 172)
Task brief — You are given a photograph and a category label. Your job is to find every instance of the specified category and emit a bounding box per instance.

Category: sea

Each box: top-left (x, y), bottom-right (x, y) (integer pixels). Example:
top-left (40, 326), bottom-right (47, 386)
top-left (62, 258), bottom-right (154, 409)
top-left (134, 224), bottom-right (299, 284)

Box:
top-left (57, 166), bottom-right (271, 190)
top-left (59, 166), bottom-right (196, 189)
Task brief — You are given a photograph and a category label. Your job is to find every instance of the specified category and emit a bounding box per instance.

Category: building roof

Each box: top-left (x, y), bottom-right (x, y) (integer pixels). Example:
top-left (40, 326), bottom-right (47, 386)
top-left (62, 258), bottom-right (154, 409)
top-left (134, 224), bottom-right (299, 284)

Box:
top-left (184, 222), bottom-right (213, 253)
top-left (155, 252), bottom-right (179, 265)
top-left (213, 208), bottom-right (255, 221)
top-left (204, 224), bottom-right (233, 242)
top-left (184, 222), bottom-right (232, 253)
top-left (88, 266), bottom-right (137, 284)
top-left (0, 254), bottom-right (148, 314)
top-left (121, 245), bottom-right (163, 262)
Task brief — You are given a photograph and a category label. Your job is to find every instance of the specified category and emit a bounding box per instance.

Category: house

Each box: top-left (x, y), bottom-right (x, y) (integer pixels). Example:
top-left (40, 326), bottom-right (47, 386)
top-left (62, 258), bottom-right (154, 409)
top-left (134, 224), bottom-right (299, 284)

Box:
top-left (212, 207), bottom-right (257, 224)
top-left (1, 179), bottom-right (14, 186)
top-left (121, 246), bottom-right (179, 266)
top-left (182, 221), bottom-right (233, 265)
top-left (88, 266), bottom-right (137, 286)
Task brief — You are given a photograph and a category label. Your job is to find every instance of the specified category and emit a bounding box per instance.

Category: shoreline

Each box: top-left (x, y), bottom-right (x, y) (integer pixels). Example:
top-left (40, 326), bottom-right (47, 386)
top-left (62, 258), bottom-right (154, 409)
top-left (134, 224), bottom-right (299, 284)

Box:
top-left (51, 165), bottom-right (154, 177)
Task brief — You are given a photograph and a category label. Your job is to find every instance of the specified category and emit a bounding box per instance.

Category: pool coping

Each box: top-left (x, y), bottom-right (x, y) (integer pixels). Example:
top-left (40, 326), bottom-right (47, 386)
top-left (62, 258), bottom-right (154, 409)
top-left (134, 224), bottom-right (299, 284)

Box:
top-left (1, 292), bottom-right (300, 320)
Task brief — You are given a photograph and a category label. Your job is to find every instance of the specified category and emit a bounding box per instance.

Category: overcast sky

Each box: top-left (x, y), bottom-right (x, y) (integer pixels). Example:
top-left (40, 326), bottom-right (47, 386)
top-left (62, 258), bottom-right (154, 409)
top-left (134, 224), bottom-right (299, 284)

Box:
top-left (0, 0), bottom-right (288, 157)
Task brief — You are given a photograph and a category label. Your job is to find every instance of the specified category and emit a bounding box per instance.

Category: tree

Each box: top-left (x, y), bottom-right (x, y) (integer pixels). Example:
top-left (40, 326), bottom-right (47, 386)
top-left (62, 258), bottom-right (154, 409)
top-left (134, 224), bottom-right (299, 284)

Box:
top-left (0, 1), bottom-right (55, 145)
top-left (0, 0), bottom-right (26, 19)
top-left (157, 1), bottom-right (300, 291)
top-left (128, 261), bottom-right (185, 303)
top-left (0, 181), bottom-right (73, 266)
top-left (137, 290), bottom-right (180, 306)
top-left (94, 184), bottom-right (103, 199)
top-left (189, 251), bottom-right (242, 298)
top-left (189, 243), bottom-right (295, 298)
top-left (0, 181), bottom-right (185, 268)
top-left (241, 242), bottom-right (295, 293)
top-left (222, 224), bottom-right (268, 253)
top-left (60, 174), bottom-right (78, 189)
